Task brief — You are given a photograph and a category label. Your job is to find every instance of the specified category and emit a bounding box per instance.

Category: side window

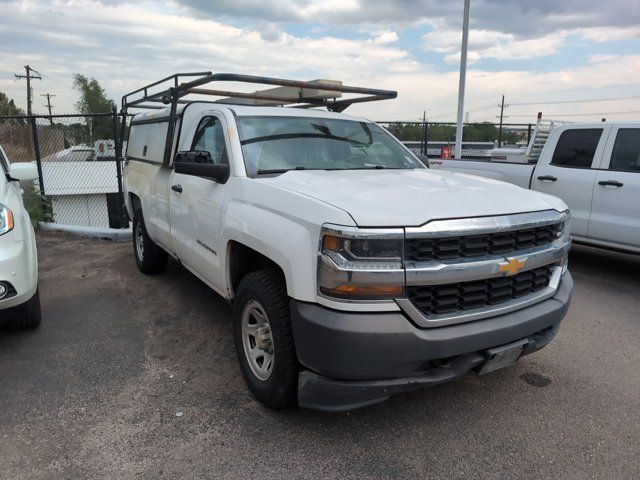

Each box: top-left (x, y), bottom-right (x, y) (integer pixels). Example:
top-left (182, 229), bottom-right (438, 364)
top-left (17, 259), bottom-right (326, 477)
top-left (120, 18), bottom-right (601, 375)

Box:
top-left (610, 129), bottom-right (640, 172)
top-left (551, 129), bottom-right (603, 169)
top-left (190, 116), bottom-right (228, 165)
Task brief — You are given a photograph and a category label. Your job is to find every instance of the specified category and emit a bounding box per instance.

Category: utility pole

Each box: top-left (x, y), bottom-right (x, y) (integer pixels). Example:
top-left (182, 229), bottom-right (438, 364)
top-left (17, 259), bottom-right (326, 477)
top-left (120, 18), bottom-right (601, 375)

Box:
top-left (41, 93), bottom-right (56, 125)
top-left (454, 0), bottom-right (471, 159)
top-left (14, 65), bottom-right (42, 116)
top-left (496, 94), bottom-right (509, 147)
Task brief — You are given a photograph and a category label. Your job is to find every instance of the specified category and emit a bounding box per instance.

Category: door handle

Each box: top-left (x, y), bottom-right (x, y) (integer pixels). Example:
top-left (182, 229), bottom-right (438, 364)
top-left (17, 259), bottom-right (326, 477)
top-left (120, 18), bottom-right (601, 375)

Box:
top-left (598, 180), bottom-right (623, 187)
top-left (537, 175), bottom-right (557, 182)
top-left (171, 184), bottom-right (183, 193)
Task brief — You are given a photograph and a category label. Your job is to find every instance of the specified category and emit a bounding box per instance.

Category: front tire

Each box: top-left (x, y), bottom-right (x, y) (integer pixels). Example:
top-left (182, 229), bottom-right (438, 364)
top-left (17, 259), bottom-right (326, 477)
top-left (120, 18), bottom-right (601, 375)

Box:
top-left (233, 269), bottom-right (298, 409)
top-left (133, 209), bottom-right (168, 274)
top-left (5, 288), bottom-right (42, 331)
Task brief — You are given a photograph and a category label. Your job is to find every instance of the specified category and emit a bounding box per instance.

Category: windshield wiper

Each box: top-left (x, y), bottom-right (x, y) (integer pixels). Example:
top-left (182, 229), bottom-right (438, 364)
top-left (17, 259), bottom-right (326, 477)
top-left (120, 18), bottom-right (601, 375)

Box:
top-left (257, 166), bottom-right (307, 174)
top-left (242, 133), bottom-right (367, 146)
top-left (348, 165), bottom-right (391, 170)
top-left (311, 123), bottom-right (332, 136)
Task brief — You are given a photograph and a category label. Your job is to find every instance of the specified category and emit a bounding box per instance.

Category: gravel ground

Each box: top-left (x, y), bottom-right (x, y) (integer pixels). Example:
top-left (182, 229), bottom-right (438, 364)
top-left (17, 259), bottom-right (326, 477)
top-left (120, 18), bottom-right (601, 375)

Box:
top-left (0, 231), bottom-right (638, 479)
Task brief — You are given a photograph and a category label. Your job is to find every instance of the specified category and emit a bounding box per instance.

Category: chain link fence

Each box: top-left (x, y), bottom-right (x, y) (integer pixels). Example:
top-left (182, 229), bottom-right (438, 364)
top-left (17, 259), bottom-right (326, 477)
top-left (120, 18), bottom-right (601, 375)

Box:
top-left (378, 121), bottom-right (534, 159)
top-left (0, 110), bottom-right (127, 229)
top-left (2, 111), bottom-right (534, 229)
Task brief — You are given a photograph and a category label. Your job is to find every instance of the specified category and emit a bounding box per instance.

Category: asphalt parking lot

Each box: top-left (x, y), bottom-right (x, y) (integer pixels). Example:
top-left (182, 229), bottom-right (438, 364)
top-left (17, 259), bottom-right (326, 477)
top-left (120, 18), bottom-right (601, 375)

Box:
top-left (1, 231), bottom-right (638, 479)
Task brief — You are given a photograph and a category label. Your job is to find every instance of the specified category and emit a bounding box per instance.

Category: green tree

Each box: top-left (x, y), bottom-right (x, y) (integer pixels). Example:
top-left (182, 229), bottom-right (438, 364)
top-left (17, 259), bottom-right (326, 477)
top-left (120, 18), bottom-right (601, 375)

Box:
top-left (464, 123), bottom-right (498, 142)
top-left (427, 124), bottom-right (456, 142)
top-left (0, 92), bottom-right (25, 116)
top-left (384, 123), bottom-right (424, 141)
top-left (72, 74), bottom-right (114, 142)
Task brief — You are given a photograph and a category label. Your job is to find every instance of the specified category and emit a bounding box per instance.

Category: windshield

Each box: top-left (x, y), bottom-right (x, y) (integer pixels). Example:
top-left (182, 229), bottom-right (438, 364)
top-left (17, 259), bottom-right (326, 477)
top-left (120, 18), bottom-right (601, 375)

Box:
top-left (236, 116), bottom-right (424, 174)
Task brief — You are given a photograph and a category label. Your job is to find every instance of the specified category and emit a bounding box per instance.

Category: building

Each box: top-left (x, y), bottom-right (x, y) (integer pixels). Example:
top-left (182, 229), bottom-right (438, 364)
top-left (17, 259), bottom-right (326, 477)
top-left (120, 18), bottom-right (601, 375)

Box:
top-left (41, 140), bottom-right (125, 228)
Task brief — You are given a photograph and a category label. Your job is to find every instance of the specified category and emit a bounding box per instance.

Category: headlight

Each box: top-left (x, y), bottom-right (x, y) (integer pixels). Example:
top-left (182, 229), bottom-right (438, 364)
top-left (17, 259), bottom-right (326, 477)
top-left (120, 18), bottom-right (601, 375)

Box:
top-left (318, 225), bottom-right (404, 300)
top-left (0, 204), bottom-right (14, 236)
top-left (556, 210), bottom-right (571, 274)
top-left (557, 215), bottom-right (571, 243)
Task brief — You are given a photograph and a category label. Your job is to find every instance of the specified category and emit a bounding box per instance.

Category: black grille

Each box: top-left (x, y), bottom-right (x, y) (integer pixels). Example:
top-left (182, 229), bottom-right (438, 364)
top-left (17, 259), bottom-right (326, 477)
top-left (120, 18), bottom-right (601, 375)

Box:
top-left (406, 265), bottom-right (554, 317)
top-left (405, 223), bottom-right (562, 262)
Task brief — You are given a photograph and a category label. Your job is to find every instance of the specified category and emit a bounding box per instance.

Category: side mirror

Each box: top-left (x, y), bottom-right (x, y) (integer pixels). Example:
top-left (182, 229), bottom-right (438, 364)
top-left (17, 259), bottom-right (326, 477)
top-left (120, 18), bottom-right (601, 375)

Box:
top-left (174, 151), bottom-right (230, 184)
top-left (9, 162), bottom-right (39, 182)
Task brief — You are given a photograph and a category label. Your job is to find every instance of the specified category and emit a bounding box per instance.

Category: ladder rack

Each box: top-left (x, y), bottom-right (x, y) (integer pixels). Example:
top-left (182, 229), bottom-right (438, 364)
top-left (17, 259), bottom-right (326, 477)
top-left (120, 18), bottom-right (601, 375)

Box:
top-left (121, 72), bottom-right (396, 113)
top-left (525, 113), bottom-right (571, 163)
top-left (120, 72), bottom-right (398, 164)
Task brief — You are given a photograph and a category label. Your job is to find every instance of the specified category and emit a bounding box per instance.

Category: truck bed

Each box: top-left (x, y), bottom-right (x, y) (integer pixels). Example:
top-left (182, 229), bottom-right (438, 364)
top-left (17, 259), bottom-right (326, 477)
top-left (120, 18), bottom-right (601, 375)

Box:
top-left (428, 158), bottom-right (535, 189)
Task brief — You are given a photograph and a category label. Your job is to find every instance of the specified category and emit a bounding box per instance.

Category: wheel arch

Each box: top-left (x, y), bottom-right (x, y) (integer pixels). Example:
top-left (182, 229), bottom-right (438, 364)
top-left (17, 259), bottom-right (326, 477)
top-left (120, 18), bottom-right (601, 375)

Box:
top-left (226, 241), bottom-right (287, 300)
top-left (129, 192), bottom-right (141, 216)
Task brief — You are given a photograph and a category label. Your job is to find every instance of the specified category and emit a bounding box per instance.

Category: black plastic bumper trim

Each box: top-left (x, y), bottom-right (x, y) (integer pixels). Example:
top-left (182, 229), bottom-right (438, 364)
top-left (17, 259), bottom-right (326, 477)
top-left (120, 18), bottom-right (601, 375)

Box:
top-left (292, 273), bottom-right (573, 411)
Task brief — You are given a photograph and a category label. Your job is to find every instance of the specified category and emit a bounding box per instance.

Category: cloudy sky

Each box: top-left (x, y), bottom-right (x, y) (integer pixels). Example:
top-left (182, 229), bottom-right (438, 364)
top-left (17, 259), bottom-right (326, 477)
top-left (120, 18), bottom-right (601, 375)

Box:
top-left (1, 0), bottom-right (640, 122)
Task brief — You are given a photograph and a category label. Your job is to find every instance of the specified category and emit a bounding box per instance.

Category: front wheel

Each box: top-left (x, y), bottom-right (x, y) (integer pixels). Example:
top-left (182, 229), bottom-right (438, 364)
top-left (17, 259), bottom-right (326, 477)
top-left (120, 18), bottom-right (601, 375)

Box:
top-left (4, 288), bottom-right (42, 331)
top-left (133, 209), bottom-right (168, 274)
top-left (233, 269), bottom-right (298, 409)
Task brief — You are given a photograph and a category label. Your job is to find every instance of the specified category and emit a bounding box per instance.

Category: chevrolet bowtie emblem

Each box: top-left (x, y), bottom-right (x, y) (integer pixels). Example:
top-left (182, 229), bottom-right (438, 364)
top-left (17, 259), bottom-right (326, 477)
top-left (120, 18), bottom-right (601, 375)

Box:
top-left (498, 257), bottom-right (527, 276)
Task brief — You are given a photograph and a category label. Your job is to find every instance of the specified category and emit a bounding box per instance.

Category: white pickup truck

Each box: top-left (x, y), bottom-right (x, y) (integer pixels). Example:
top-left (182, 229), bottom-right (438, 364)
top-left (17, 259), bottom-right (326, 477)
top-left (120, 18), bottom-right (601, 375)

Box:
top-left (430, 122), bottom-right (640, 254)
top-left (121, 73), bottom-right (573, 411)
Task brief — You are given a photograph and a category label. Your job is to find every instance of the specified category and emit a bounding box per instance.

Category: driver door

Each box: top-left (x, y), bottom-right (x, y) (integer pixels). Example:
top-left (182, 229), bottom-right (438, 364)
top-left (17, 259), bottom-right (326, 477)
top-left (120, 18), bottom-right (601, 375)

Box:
top-left (169, 114), bottom-right (230, 291)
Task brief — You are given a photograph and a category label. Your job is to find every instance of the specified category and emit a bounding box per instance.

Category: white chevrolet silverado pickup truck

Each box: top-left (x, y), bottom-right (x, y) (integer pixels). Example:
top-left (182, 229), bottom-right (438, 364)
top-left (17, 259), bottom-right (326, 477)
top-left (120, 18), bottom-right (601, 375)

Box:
top-left (121, 73), bottom-right (573, 411)
top-left (430, 122), bottom-right (640, 254)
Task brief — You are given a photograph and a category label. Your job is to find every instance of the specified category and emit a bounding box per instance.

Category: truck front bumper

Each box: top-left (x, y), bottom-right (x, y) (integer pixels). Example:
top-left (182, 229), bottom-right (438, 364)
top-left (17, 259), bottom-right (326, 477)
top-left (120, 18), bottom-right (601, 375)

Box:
top-left (291, 272), bottom-right (573, 411)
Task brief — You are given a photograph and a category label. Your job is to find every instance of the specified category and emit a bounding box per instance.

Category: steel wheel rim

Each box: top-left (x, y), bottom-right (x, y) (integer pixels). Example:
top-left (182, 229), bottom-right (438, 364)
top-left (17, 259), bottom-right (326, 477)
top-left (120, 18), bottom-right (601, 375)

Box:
top-left (241, 299), bottom-right (274, 381)
top-left (135, 223), bottom-right (144, 260)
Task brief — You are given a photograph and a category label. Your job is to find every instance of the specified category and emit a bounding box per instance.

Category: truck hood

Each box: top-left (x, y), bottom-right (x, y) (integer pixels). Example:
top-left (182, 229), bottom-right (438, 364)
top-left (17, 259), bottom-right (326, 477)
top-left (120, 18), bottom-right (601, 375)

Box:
top-left (259, 169), bottom-right (566, 227)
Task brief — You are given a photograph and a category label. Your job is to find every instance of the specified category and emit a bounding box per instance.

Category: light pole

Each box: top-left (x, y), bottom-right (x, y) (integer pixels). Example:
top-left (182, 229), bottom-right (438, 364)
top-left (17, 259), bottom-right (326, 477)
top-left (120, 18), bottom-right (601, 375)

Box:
top-left (454, 0), bottom-right (470, 159)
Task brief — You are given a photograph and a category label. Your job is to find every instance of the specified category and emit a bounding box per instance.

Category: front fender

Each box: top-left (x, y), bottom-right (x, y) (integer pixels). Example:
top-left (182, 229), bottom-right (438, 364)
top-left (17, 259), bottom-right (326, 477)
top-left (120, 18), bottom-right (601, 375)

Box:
top-left (222, 195), bottom-right (354, 302)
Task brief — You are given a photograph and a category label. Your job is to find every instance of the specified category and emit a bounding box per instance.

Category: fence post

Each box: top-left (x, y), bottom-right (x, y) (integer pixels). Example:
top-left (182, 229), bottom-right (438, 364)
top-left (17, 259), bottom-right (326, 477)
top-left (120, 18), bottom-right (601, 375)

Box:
top-left (422, 121), bottom-right (428, 159)
top-left (28, 116), bottom-right (44, 196)
top-left (527, 123), bottom-right (532, 145)
top-left (28, 115), bottom-right (49, 217)
top-left (112, 105), bottom-right (127, 228)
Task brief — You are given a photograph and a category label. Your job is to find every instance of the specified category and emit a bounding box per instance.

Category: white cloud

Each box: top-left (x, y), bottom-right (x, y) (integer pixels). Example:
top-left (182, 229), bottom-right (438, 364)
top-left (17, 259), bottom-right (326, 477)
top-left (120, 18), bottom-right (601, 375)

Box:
top-left (424, 28), bottom-right (568, 64)
top-left (0, 1), bottom-right (422, 113)
top-left (349, 54), bottom-right (640, 122)
top-left (0, 0), bottom-right (639, 123)
top-left (579, 25), bottom-right (640, 42)
top-left (371, 32), bottom-right (399, 45)
top-left (173, 0), bottom-right (640, 40)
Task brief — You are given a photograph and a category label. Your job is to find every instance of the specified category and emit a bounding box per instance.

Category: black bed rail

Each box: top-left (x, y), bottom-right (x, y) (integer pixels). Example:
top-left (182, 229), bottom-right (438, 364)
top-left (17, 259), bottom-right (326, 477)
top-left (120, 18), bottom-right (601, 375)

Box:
top-left (120, 71), bottom-right (398, 164)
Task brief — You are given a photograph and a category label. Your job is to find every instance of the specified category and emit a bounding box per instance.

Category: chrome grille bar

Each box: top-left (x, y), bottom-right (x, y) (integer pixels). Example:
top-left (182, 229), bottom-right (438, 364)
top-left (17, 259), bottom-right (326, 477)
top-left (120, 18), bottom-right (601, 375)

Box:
top-left (397, 210), bottom-right (571, 328)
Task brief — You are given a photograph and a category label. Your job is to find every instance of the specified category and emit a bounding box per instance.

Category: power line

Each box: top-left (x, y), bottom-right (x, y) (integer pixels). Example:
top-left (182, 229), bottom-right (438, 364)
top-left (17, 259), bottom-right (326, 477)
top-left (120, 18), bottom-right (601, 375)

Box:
top-left (42, 71), bottom-right (75, 91)
top-left (510, 95), bottom-right (640, 106)
top-left (399, 84), bottom-right (640, 120)
top-left (505, 81), bottom-right (640, 97)
top-left (2, 78), bottom-right (20, 95)
top-left (509, 110), bottom-right (640, 118)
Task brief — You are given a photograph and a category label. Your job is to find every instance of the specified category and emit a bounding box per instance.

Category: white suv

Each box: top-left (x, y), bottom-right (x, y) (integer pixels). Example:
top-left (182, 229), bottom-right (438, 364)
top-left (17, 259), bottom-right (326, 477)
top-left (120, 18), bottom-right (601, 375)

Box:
top-left (0, 145), bottom-right (41, 330)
